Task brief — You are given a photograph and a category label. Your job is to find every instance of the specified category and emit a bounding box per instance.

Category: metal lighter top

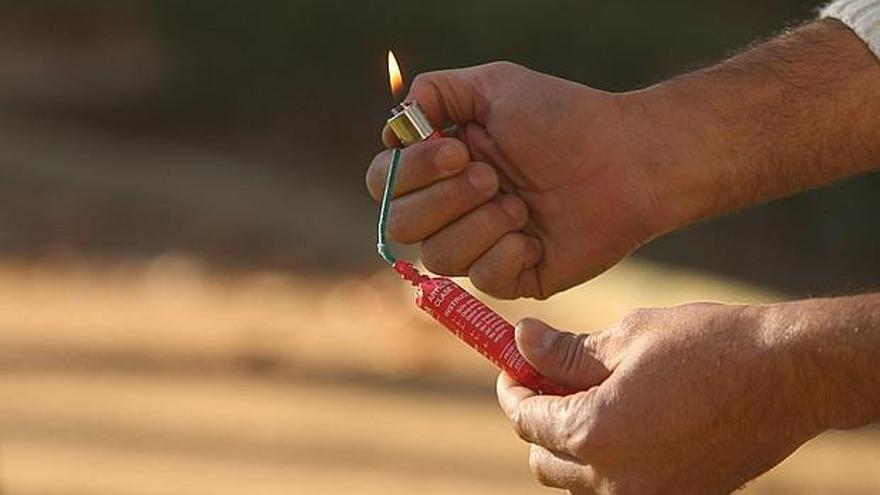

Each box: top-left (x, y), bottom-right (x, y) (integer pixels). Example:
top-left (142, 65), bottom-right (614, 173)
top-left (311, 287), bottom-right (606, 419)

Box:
top-left (387, 101), bottom-right (437, 147)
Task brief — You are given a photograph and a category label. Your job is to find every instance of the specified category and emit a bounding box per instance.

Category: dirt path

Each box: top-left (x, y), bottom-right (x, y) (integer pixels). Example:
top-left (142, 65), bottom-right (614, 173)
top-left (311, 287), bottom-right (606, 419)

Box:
top-left (0, 258), bottom-right (877, 494)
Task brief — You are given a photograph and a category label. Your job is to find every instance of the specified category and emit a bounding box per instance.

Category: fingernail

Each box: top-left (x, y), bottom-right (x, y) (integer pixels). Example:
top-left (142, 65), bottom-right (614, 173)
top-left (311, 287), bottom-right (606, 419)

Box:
top-left (516, 319), bottom-right (556, 354)
top-left (435, 143), bottom-right (463, 173)
top-left (468, 165), bottom-right (497, 193)
top-left (381, 124), bottom-right (395, 148)
top-left (500, 195), bottom-right (527, 223)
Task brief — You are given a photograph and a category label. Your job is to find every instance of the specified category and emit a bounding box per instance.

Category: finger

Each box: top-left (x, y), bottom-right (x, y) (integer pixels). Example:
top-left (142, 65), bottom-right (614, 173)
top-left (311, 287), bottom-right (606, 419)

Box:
top-left (382, 123), bottom-right (460, 149)
top-left (528, 444), bottom-right (595, 492)
top-left (515, 319), bottom-right (611, 390)
top-left (468, 232), bottom-right (543, 299)
top-left (381, 124), bottom-right (400, 149)
top-left (405, 66), bottom-right (491, 129)
top-left (460, 122), bottom-right (523, 192)
top-left (366, 138), bottom-right (470, 201)
top-left (420, 194), bottom-right (529, 276)
top-left (383, 62), bottom-right (517, 147)
top-left (496, 373), bottom-right (600, 459)
top-left (386, 162), bottom-right (499, 244)
top-left (460, 122), bottom-right (495, 164)
top-left (405, 62), bottom-right (524, 130)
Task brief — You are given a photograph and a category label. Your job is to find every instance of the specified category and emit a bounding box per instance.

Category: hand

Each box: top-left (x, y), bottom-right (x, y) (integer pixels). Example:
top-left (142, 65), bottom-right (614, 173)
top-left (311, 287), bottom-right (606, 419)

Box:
top-left (366, 62), bottom-right (684, 299)
top-left (496, 305), bottom-right (830, 494)
top-left (365, 21), bottom-right (880, 300)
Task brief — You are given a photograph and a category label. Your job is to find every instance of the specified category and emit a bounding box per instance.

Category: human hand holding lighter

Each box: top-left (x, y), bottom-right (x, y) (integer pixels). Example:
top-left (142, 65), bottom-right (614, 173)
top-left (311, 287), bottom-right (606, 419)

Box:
top-left (368, 24), bottom-right (880, 303)
top-left (368, 55), bottom-right (695, 301)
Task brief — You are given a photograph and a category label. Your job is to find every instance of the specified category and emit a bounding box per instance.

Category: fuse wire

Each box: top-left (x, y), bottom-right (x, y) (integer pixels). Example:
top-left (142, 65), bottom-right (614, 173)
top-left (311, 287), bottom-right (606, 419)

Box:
top-left (377, 148), bottom-right (401, 264)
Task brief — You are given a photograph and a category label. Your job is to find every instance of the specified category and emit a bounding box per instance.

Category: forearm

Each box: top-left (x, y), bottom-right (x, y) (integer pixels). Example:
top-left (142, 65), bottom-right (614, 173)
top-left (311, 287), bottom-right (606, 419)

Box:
top-left (634, 19), bottom-right (880, 231)
top-left (764, 293), bottom-right (880, 432)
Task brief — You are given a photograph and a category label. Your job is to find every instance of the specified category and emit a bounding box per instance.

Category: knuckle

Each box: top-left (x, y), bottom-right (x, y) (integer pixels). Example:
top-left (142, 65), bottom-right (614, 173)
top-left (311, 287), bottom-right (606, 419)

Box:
top-left (432, 139), bottom-right (468, 173)
top-left (558, 333), bottom-right (590, 377)
top-left (622, 307), bottom-right (648, 323)
top-left (500, 196), bottom-right (529, 229)
top-left (469, 264), bottom-right (503, 298)
top-left (557, 409), bottom-right (589, 457)
top-left (572, 401), bottom-right (615, 458)
top-left (608, 477), bottom-right (646, 495)
top-left (675, 301), bottom-right (718, 316)
top-left (419, 244), bottom-right (443, 273)
top-left (465, 162), bottom-right (498, 197)
top-left (410, 70), bottom-right (445, 95)
top-left (411, 72), bottom-right (431, 87)
top-left (386, 209), bottom-right (418, 245)
top-left (531, 291), bottom-right (551, 302)
top-left (486, 60), bottom-right (522, 73)
top-left (474, 202), bottom-right (505, 236)
top-left (618, 307), bottom-right (655, 335)
top-left (509, 406), bottom-right (531, 442)
top-left (420, 241), bottom-right (460, 275)
top-left (566, 422), bottom-right (600, 459)
top-left (528, 446), bottom-right (555, 487)
top-left (549, 397), bottom-right (603, 459)
top-left (406, 139), bottom-right (434, 164)
top-left (437, 177), bottom-right (465, 207)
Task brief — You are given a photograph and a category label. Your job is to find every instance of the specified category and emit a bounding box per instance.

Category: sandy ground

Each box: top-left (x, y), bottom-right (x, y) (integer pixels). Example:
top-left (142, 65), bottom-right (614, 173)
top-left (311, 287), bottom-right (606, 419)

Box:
top-left (0, 256), bottom-right (878, 494)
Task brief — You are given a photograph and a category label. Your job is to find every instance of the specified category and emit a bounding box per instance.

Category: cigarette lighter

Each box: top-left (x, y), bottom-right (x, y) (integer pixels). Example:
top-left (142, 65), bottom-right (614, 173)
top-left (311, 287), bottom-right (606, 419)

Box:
top-left (386, 51), bottom-right (441, 146)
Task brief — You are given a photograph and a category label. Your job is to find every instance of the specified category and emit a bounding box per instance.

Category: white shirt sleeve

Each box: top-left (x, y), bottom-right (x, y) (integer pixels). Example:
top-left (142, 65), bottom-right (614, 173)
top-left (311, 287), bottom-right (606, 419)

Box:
top-left (822, 0), bottom-right (880, 60)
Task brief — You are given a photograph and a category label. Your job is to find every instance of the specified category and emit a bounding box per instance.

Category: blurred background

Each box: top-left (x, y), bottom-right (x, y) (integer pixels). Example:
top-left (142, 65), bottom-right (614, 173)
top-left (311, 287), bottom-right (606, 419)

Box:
top-left (0, 1), bottom-right (877, 494)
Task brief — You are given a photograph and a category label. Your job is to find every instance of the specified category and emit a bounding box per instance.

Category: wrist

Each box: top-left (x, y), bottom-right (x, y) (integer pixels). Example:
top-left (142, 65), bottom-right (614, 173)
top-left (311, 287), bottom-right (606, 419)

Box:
top-left (620, 20), bottom-right (880, 237)
top-left (616, 82), bottom-right (729, 235)
top-left (758, 296), bottom-right (880, 432)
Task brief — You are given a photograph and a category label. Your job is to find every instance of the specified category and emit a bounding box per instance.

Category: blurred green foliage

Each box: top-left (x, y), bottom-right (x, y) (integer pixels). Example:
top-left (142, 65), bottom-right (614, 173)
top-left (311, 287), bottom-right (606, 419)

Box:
top-left (0, 0), bottom-right (876, 294)
top-left (147, 0), bottom-right (826, 157)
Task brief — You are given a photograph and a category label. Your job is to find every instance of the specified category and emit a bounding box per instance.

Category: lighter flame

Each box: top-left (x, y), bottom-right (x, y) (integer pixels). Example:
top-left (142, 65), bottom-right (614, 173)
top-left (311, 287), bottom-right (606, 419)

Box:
top-left (387, 50), bottom-right (403, 99)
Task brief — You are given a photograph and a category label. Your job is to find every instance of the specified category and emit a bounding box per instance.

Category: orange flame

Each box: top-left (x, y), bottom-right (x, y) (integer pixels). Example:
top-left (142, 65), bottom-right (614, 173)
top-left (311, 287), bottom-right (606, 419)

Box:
top-left (388, 50), bottom-right (403, 100)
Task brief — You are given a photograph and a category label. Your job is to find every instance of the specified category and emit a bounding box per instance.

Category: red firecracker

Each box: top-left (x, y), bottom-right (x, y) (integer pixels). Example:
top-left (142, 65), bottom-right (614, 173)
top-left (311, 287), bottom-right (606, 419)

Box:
top-left (394, 260), bottom-right (576, 396)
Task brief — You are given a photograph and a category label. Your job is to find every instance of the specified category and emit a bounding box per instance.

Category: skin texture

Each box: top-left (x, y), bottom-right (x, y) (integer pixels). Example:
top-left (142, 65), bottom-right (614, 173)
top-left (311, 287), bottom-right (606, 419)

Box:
top-left (366, 20), bottom-right (880, 300)
top-left (365, 19), bottom-right (880, 494)
top-left (497, 295), bottom-right (880, 494)
top-left (367, 65), bottom-right (664, 299)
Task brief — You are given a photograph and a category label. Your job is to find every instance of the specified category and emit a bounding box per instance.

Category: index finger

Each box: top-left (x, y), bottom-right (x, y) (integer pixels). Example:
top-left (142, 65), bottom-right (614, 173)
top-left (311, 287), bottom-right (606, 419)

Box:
top-left (365, 137), bottom-right (470, 201)
top-left (405, 67), bottom-right (491, 131)
top-left (496, 372), bottom-right (597, 459)
top-left (382, 124), bottom-right (400, 149)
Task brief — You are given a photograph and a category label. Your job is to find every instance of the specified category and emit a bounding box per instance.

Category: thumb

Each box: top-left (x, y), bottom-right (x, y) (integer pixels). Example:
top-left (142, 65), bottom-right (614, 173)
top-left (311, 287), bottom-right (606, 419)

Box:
top-left (382, 62), bottom-right (518, 147)
top-left (406, 63), bottom-right (512, 129)
top-left (381, 65), bottom-right (490, 148)
top-left (515, 318), bottom-right (611, 390)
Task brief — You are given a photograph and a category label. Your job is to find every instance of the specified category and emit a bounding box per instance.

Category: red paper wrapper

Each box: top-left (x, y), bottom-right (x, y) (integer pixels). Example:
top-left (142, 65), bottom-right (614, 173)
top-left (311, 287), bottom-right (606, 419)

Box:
top-left (394, 260), bottom-right (576, 396)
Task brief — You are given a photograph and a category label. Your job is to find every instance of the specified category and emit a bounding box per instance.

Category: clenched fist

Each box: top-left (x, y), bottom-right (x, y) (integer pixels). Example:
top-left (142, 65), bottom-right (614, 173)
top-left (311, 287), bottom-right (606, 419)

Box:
top-left (366, 62), bottom-right (680, 299)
